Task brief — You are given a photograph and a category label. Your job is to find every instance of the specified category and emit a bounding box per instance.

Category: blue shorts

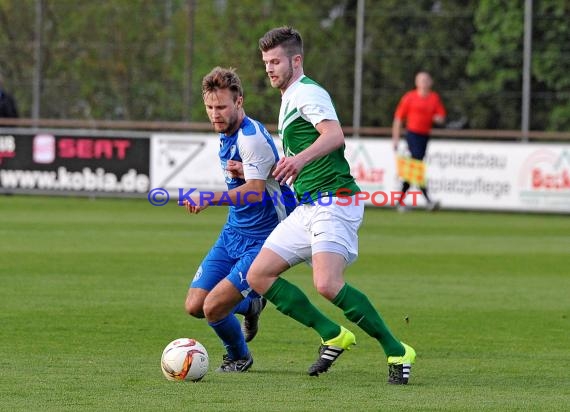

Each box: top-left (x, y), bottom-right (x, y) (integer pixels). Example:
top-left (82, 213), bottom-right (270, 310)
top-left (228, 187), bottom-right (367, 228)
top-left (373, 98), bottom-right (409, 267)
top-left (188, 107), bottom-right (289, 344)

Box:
top-left (190, 226), bottom-right (263, 299)
top-left (406, 130), bottom-right (430, 160)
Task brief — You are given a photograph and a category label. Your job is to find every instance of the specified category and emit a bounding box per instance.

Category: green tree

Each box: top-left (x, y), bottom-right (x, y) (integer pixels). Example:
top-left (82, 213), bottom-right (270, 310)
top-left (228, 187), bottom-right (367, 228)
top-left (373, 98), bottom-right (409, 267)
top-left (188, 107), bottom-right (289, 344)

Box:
top-left (190, 0), bottom-right (356, 126)
top-left (41, 0), bottom-right (187, 120)
top-left (532, 0), bottom-right (570, 130)
top-left (466, 0), bottom-right (524, 129)
top-left (362, 0), bottom-right (476, 128)
top-left (0, 0), bottom-right (36, 116)
top-left (1, 0), bottom-right (568, 131)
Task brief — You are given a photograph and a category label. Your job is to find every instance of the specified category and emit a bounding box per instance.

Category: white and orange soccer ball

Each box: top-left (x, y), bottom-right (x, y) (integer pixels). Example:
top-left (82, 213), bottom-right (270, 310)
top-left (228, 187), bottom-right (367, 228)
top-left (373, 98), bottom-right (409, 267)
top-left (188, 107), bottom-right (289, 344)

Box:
top-left (160, 338), bottom-right (209, 382)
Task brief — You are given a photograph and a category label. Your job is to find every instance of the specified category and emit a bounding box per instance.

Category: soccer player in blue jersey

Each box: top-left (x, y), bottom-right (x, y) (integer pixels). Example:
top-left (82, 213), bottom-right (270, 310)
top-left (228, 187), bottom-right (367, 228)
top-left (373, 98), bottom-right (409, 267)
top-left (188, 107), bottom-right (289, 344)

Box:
top-left (183, 66), bottom-right (294, 372)
top-left (246, 27), bottom-right (416, 384)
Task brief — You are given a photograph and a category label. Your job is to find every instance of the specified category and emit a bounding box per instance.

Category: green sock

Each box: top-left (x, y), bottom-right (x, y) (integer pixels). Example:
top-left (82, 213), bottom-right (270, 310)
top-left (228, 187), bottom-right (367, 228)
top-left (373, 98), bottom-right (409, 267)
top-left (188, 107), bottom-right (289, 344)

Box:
top-left (264, 277), bottom-right (340, 341)
top-left (333, 283), bottom-right (404, 356)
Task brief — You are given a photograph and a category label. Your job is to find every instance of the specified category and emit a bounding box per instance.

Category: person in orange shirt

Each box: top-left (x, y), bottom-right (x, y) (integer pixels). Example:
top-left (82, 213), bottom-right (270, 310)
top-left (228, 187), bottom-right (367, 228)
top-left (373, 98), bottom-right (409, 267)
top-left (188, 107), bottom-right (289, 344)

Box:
top-left (392, 71), bottom-right (446, 211)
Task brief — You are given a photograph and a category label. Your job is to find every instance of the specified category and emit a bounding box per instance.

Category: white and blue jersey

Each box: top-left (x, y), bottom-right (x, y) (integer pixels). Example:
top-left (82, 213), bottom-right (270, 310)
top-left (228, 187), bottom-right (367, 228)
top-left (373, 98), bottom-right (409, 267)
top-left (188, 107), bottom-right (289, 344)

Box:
top-left (191, 116), bottom-right (294, 297)
top-left (219, 116), bottom-right (294, 239)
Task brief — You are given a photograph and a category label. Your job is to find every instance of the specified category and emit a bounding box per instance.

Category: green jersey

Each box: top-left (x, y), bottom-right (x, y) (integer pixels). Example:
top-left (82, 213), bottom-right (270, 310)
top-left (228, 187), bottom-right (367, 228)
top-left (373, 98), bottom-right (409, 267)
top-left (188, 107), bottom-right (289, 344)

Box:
top-left (278, 76), bottom-right (360, 203)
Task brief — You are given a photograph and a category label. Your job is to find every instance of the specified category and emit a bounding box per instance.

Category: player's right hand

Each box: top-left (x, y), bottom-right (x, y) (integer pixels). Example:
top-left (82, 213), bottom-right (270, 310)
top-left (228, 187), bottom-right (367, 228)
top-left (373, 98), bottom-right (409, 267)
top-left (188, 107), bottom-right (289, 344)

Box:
top-left (273, 156), bottom-right (303, 185)
top-left (226, 160), bottom-right (244, 179)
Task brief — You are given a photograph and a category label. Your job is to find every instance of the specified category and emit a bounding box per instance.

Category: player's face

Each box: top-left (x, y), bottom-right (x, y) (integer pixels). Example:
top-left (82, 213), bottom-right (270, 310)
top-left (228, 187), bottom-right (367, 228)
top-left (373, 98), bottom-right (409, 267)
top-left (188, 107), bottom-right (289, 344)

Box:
top-left (415, 72), bottom-right (433, 91)
top-left (203, 88), bottom-right (242, 135)
top-left (262, 46), bottom-right (296, 91)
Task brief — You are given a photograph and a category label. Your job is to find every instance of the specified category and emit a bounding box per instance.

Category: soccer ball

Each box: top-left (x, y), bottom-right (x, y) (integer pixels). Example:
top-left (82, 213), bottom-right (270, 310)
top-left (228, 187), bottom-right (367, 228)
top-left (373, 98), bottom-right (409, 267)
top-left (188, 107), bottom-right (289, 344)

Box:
top-left (160, 338), bottom-right (209, 382)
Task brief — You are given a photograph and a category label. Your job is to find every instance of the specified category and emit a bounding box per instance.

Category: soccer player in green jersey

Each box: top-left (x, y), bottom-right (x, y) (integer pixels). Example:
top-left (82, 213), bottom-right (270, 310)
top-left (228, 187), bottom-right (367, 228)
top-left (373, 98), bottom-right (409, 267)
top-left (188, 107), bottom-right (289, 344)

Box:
top-left (245, 26), bottom-right (416, 384)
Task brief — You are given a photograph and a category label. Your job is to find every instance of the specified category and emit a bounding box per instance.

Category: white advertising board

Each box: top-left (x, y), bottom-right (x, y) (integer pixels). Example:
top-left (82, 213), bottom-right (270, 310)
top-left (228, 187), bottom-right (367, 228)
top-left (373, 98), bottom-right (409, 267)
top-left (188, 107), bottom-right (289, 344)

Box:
top-left (150, 133), bottom-right (226, 198)
top-left (345, 139), bottom-right (570, 213)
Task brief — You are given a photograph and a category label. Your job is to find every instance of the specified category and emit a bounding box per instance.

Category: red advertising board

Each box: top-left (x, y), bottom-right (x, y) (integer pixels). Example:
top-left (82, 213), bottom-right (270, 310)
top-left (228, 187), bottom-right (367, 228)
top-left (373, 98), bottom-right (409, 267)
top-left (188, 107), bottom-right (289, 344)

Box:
top-left (0, 130), bottom-right (150, 195)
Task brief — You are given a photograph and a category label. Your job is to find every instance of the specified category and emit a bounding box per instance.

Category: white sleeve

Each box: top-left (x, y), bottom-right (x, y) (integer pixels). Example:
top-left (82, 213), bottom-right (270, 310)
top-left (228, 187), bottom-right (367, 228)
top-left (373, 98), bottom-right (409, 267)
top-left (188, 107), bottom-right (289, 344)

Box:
top-left (298, 84), bottom-right (339, 126)
top-left (237, 133), bottom-right (277, 181)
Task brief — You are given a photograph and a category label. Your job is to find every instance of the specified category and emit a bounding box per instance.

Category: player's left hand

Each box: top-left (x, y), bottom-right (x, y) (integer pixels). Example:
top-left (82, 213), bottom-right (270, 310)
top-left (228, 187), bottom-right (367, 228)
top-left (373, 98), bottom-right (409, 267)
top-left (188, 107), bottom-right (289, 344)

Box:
top-left (433, 115), bottom-right (445, 125)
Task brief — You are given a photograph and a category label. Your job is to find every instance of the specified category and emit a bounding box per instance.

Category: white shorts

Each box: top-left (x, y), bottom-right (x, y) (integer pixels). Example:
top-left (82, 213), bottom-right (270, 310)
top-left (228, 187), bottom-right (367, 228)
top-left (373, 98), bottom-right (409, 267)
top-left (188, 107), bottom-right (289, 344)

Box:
top-left (263, 196), bottom-right (364, 266)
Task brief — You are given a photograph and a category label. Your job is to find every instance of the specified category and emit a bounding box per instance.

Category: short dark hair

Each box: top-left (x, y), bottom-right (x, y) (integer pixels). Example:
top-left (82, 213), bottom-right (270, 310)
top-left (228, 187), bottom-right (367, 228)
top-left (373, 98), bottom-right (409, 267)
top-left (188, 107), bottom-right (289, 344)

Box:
top-left (201, 67), bottom-right (243, 102)
top-left (259, 26), bottom-right (303, 57)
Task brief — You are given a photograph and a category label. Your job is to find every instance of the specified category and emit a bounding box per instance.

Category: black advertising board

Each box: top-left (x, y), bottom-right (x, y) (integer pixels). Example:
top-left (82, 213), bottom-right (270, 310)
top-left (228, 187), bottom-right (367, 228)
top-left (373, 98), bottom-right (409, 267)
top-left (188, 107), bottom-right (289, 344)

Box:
top-left (0, 130), bottom-right (150, 196)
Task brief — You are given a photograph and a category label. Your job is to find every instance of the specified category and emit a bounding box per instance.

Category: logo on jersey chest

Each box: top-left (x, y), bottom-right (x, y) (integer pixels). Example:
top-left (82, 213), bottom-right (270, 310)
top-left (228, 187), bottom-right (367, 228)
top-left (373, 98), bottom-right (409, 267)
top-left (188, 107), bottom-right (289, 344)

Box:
top-left (222, 144), bottom-right (239, 184)
top-left (230, 144), bottom-right (237, 159)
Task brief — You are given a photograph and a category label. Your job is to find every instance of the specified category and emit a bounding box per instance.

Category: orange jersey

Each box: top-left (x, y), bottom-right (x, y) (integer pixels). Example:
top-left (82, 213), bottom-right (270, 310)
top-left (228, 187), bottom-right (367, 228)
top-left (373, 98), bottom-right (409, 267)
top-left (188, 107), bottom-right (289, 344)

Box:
top-left (394, 90), bottom-right (446, 135)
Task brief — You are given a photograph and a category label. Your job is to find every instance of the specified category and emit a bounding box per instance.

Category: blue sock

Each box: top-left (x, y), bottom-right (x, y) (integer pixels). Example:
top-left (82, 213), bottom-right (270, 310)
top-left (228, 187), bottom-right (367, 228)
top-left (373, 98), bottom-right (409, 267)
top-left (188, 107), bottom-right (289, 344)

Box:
top-left (208, 314), bottom-right (249, 360)
top-left (233, 296), bottom-right (251, 316)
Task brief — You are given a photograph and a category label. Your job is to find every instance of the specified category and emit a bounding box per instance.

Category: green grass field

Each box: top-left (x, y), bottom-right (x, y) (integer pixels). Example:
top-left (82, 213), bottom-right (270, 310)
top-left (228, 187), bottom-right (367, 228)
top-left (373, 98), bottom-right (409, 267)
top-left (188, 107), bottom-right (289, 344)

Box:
top-left (1, 195), bottom-right (569, 411)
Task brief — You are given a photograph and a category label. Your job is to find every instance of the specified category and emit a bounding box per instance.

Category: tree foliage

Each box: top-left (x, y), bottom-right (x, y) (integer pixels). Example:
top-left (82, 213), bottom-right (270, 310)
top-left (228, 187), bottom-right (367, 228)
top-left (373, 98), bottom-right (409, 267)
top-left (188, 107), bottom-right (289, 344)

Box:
top-left (0, 0), bottom-right (567, 131)
top-left (532, 0), bottom-right (570, 130)
top-left (466, 0), bottom-right (524, 129)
